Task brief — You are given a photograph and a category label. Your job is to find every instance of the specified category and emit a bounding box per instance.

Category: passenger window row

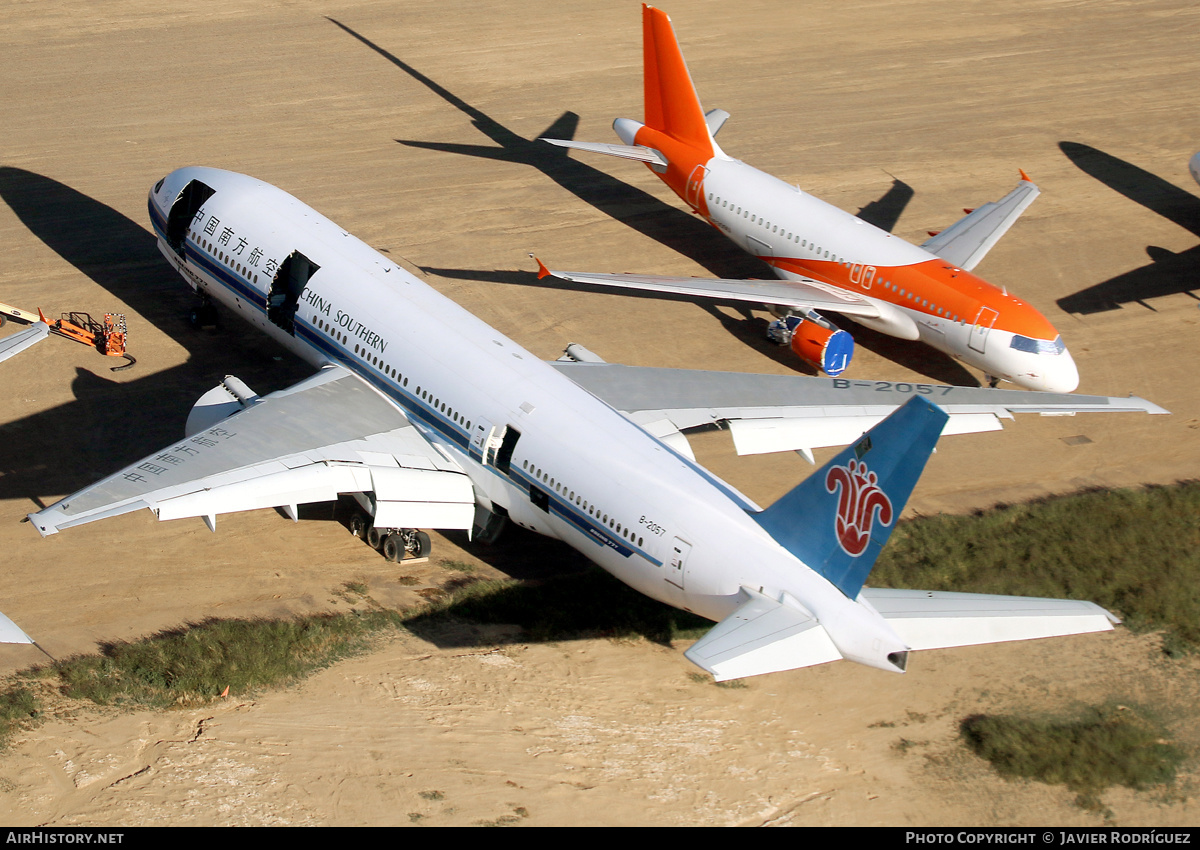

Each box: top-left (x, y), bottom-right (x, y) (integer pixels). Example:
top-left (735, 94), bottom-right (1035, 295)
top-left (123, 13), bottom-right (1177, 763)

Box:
top-left (521, 458), bottom-right (645, 549)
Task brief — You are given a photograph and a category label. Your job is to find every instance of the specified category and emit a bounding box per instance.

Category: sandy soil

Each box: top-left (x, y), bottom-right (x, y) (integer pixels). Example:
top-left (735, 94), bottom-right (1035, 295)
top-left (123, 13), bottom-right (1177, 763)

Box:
top-left (0, 0), bottom-right (1198, 827)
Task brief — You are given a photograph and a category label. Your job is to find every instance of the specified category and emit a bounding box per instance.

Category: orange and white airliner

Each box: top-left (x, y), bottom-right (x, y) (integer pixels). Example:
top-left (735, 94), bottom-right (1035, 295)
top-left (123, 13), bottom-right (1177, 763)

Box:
top-left (541, 5), bottom-right (1078, 392)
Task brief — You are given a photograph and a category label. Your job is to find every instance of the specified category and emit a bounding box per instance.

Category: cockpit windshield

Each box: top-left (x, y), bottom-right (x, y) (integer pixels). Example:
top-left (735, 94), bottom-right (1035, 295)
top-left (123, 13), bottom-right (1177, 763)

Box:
top-left (1009, 334), bottom-right (1066, 355)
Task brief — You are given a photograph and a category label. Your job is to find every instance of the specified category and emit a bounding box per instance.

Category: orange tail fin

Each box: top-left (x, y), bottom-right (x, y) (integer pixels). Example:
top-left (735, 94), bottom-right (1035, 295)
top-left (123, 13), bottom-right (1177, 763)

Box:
top-left (642, 5), bottom-right (712, 155)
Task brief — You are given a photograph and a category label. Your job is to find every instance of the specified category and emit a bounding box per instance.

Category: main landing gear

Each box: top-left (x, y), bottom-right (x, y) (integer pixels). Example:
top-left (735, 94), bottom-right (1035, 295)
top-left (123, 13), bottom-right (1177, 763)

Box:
top-left (349, 510), bottom-right (431, 562)
top-left (189, 297), bottom-right (219, 330)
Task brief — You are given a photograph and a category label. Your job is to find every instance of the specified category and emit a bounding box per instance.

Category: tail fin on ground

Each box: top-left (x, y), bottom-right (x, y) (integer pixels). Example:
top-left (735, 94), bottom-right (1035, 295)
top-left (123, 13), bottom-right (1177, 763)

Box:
top-left (642, 5), bottom-right (713, 154)
top-left (751, 396), bottom-right (948, 599)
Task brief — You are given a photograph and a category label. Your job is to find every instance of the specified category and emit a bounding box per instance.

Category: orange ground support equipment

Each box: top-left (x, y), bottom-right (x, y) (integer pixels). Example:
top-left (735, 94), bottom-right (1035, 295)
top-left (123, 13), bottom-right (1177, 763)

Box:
top-left (36, 308), bottom-right (136, 371)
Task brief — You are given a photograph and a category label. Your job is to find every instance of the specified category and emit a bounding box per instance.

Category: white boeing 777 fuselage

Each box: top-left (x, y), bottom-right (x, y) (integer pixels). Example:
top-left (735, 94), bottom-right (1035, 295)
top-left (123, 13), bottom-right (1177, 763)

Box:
top-left (149, 166), bottom-right (912, 673)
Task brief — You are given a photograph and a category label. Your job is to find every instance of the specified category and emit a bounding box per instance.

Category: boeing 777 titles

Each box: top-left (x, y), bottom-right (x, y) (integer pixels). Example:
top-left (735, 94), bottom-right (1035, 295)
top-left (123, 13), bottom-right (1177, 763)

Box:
top-left (541, 5), bottom-right (1077, 392)
top-left (24, 167), bottom-right (1166, 680)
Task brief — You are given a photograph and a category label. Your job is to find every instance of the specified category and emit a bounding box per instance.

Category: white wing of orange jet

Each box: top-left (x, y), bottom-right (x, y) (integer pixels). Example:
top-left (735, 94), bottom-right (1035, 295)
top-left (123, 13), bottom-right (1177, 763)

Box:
top-left (920, 176), bottom-right (1041, 272)
top-left (535, 259), bottom-right (883, 318)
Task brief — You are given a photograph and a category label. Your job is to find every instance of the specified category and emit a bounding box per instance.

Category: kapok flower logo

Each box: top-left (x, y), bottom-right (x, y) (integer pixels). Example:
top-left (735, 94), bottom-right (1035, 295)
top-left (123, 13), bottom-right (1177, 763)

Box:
top-left (824, 458), bottom-right (894, 557)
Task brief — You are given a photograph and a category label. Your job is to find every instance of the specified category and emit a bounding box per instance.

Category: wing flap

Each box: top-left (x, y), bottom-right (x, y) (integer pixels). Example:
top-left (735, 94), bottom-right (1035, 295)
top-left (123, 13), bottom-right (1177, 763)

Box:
top-left (920, 177), bottom-right (1040, 271)
top-left (728, 411), bottom-right (1004, 457)
top-left (685, 587), bottom-right (842, 681)
top-left (368, 466), bottom-right (477, 529)
top-left (154, 463), bottom-right (369, 522)
top-left (860, 588), bottom-right (1118, 650)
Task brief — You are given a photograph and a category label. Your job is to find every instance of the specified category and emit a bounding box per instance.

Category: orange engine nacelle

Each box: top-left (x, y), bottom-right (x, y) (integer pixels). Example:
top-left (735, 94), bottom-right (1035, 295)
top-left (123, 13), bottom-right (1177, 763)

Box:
top-left (789, 317), bottom-right (854, 377)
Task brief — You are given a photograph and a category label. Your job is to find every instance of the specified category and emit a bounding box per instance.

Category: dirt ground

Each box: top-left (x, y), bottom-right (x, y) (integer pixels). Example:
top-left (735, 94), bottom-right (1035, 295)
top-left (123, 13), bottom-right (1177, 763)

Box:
top-left (0, 0), bottom-right (1198, 827)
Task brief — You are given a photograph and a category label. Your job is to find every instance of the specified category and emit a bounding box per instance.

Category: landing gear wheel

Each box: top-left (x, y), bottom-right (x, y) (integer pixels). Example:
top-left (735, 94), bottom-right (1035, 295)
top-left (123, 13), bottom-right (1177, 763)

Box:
top-left (409, 530), bottom-right (431, 559)
top-left (349, 512), bottom-right (368, 540)
top-left (367, 525), bottom-right (385, 550)
top-left (381, 535), bottom-right (403, 563)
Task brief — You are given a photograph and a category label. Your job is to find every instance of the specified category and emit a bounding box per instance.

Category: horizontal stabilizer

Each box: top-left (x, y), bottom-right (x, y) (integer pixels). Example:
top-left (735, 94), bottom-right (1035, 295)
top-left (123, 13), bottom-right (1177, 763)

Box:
top-left (684, 587), bottom-right (842, 680)
top-left (0, 611), bottom-right (33, 645)
top-left (860, 588), bottom-right (1118, 649)
top-left (540, 138), bottom-right (668, 168)
top-left (704, 108), bottom-right (730, 137)
top-left (921, 176), bottom-right (1039, 271)
top-left (0, 322), bottom-right (50, 363)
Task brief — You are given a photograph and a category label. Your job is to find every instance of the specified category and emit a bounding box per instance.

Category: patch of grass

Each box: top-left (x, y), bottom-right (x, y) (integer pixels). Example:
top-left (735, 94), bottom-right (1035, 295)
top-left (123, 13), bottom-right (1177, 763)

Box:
top-left (873, 482), bottom-right (1200, 654)
top-left (0, 687), bottom-right (39, 745)
top-left (56, 609), bottom-right (404, 709)
top-left (0, 566), bottom-right (708, 744)
top-left (960, 704), bottom-right (1187, 812)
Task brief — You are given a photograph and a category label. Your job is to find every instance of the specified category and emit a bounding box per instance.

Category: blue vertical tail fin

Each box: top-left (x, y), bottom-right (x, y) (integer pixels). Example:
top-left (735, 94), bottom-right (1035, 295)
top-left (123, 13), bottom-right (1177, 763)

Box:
top-left (751, 397), bottom-right (949, 599)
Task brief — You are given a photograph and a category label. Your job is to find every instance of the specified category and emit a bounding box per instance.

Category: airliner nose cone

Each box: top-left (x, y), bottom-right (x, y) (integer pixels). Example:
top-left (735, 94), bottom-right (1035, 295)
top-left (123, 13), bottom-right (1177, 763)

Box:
top-left (1044, 348), bottom-right (1080, 393)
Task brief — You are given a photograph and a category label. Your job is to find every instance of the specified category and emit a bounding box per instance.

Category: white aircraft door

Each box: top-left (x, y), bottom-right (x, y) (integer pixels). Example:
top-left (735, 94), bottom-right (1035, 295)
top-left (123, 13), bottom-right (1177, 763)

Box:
top-left (969, 306), bottom-right (999, 353)
top-left (666, 537), bottom-right (691, 590)
top-left (470, 419), bottom-right (494, 465)
top-left (747, 234), bottom-right (774, 259)
top-left (686, 165), bottom-right (709, 210)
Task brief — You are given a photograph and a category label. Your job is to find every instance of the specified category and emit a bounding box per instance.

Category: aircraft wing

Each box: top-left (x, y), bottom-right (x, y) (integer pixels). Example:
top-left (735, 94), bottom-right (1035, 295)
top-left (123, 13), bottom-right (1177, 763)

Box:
top-left (536, 262), bottom-right (884, 319)
top-left (920, 175), bottom-right (1040, 271)
top-left (0, 322), bottom-right (50, 364)
top-left (550, 361), bottom-right (1167, 460)
top-left (28, 364), bottom-right (477, 536)
top-left (859, 588), bottom-right (1118, 649)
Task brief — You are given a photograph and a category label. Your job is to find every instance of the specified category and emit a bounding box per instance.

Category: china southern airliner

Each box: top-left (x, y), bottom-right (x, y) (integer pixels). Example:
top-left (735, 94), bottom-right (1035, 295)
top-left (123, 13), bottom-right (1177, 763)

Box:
top-left (23, 166), bottom-right (1165, 680)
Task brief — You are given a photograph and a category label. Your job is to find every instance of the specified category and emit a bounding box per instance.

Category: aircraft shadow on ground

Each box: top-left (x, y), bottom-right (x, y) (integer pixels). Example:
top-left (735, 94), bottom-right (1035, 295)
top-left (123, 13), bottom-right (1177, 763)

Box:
top-left (403, 525), bottom-right (712, 651)
top-left (325, 17), bottom-right (765, 282)
top-left (854, 177), bottom-right (914, 233)
top-left (327, 19), bottom-right (978, 384)
top-left (1056, 142), bottom-right (1200, 314)
top-left (0, 168), bottom-right (311, 504)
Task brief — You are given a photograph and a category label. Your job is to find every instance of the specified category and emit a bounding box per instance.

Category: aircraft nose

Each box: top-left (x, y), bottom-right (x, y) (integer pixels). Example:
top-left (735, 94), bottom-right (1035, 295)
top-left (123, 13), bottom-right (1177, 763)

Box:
top-left (1041, 347), bottom-right (1080, 393)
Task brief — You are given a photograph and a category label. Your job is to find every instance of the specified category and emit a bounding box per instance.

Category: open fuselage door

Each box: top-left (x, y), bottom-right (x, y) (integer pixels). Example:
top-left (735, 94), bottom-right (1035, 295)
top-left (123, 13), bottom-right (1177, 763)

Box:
top-left (267, 251), bottom-right (319, 335)
top-left (165, 179), bottom-right (215, 258)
